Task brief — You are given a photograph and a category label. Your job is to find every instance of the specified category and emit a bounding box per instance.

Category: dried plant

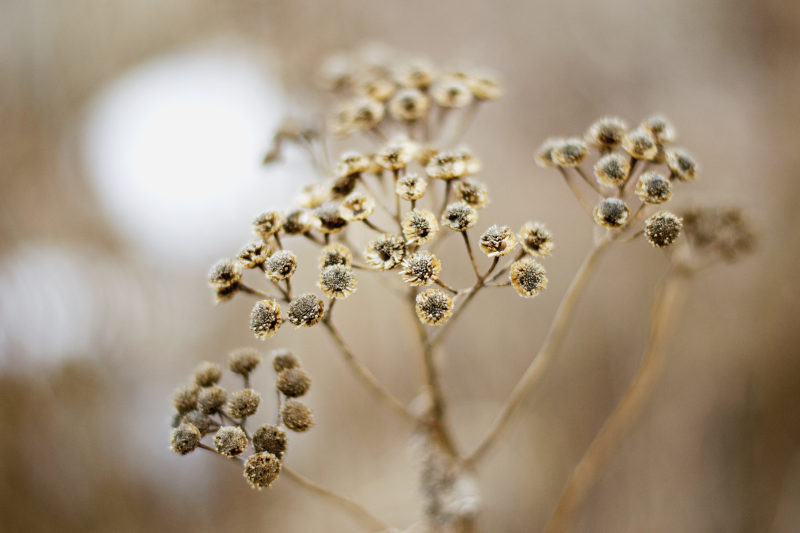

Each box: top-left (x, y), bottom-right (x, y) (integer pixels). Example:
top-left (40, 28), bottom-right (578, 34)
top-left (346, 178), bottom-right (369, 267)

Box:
top-left (168, 45), bottom-right (756, 532)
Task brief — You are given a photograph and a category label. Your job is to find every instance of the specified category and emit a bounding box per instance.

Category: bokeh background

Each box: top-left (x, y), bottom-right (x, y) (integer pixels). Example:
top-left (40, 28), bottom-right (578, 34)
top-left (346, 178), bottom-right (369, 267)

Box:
top-left (2, 1), bottom-right (799, 531)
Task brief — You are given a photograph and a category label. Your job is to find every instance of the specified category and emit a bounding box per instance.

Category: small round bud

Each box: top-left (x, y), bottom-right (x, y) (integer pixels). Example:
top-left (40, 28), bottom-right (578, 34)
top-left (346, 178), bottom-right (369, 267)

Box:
top-left (365, 234), bottom-right (406, 270)
top-left (396, 59), bottom-right (436, 88)
top-left (282, 209), bottom-right (313, 235)
top-left (238, 239), bottom-right (273, 269)
top-left (181, 410), bottom-right (212, 435)
top-left (253, 211), bottom-right (285, 240)
top-left (329, 174), bottom-right (358, 199)
top-left (319, 243), bottom-right (352, 269)
top-left (396, 173), bottom-right (428, 201)
top-left (389, 88), bottom-right (430, 121)
top-left (172, 385), bottom-right (199, 414)
top-left (593, 198), bottom-right (630, 228)
top-left (170, 423), bottom-right (201, 455)
top-left (319, 265), bottom-right (357, 299)
top-left (442, 202), bottom-right (477, 231)
top-left (244, 452), bottom-right (282, 489)
top-left (552, 138), bottom-right (588, 168)
top-left (349, 97), bottom-right (385, 132)
top-left (357, 76), bottom-right (396, 101)
top-left (641, 114), bottom-right (675, 143)
top-left (594, 153), bottom-right (631, 188)
top-left (281, 400), bottom-right (314, 432)
top-left (198, 385), bottom-right (227, 415)
top-left (312, 202), bottom-right (348, 234)
top-left (193, 361), bottom-right (222, 387)
top-left (479, 225), bottom-right (517, 257)
top-left (336, 151), bottom-right (371, 177)
top-left (252, 424), bottom-right (288, 458)
top-left (510, 258), bottom-right (548, 298)
top-left (271, 349), bottom-right (299, 373)
top-left (644, 211), bottom-right (683, 248)
top-left (287, 294), bottom-right (325, 328)
top-left (454, 148), bottom-right (481, 175)
top-left (249, 300), bottom-right (282, 340)
top-left (466, 72), bottom-right (502, 101)
top-left (214, 285), bottom-right (238, 303)
top-left (455, 178), bottom-right (489, 208)
top-left (666, 148), bottom-right (697, 182)
top-left (622, 128), bottom-right (658, 160)
top-left (264, 250), bottom-right (297, 281)
top-left (276, 367), bottom-right (312, 398)
top-left (415, 289), bottom-right (454, 326)
top-left (400, 251), bottom-right (441, 287)
top-left (535, 137), bottom-right (564, 168)
top-left (585, 116), bottom-right (627, 148)
top-left (426, 151), bottom-right (467, 180)
top-left (635, 171), bottom-right (672, 204)
top-left (340, 192), bottom-right (376, 221)
top-left (227, 389), bottom-right (261, 418)
top-left (214, 426), bottom-right (248, 457)
top-left (375, 138), bottom-right (415, 171)
top-left (403, 209), bottom-right (439, 245)
top-left (431, 78), bottom-right (473, 108)
top-left (208, 259), bottom-right (242, 290)
top-left (296, 183), bottom-right (330, 209)
top-left (518, 222), bottom-right (554, 257)
top-left (228, 348), bottom-right (261, 377)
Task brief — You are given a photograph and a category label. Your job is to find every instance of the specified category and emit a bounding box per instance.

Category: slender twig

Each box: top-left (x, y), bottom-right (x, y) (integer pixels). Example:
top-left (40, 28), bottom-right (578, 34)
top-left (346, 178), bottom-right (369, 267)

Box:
top-left (575, 166), bottom-right (604, 195)
top-left (363, 218), bottom-right (390, 234)
top-left (558, 168), bottom-right (597, 218)
top-left (461, 231), bottom-right (481, 279)
top-left (238, 283), bottom-right (272, 299)
top-left (435, 278), bottom-right (459, 294)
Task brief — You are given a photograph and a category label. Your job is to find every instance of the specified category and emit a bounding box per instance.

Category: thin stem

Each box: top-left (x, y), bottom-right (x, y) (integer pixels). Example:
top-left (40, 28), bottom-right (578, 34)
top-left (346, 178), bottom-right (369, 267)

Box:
top-left (439, 180), bottom-right (453, 219)
top-left (238, 283), bottom-right (272, 299)
top-left (558, 168), bottom-right (597, 219)
top-left (461, 231), bottom-right (481, 279)
top-left (363, 218), bottom-right (390, 234)
top-left (435, 278), bottom-right (459, 294)
top-left (575, 166), bottom-right (604, 195)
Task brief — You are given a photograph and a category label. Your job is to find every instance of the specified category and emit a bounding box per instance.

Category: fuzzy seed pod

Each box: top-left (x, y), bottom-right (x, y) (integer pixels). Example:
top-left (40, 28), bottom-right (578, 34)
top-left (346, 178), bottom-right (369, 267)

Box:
top-left (644, 211), bottom-right (683, 248)
top-left (214, 285), bottom-right (238, 303)
top-left (431, 78), bottom-right (473, 108)
top-left (276, 367), bottom-right (312, 398)
top-left (403, 209), bottom-right (439, 245)
top-left (198, 385), bottom-right (227, 415)
top-left (228, 348), bottom-right (261, 377)
top-left (400, 251), bottom-right (442, 287)
top-left (238, 239), bottom-right (272, 269)
top-left (252, 424), bottom-right (288, 458)
top-left (635, 171), bottom-right (673, 204)
top-left (296, 183), bottom-right (330, 209)
top-left (389, 88), bottom-right (430, 121)
top-left (282, 209), bottom-right (313, 235)
top-left (340, 192), bottom-right (376, 221)
top-left (397, 59), bottom-right (436, 89)
top-left (249, 299), bottom-right (282, 340)
top-left (396, 173), bottom-right (428, 201)
top-left (455, 178), bottom-right (489, 208)
top-left (622, 128), bottom-right (658, 160)
top-left (271, 349), bottom-right (299, 373)
top-left (594, 153), bottom-right (631, 188)
top-left (336, 151), bottom-right (371, 177)
top-left (319, 265), bottom-right (357, 299)
top-left (641, 114), bottom-right (675, 143)
top-left (365, 234), bottom-right (406, 270)
top-left (319, 243), bottom-right (353, 269)
top-left (593, 198), bottom-right (630, 228)
top-left (281, 400), bottom-right (314, 432)
top-left (375, 138), bottom-right (415, 170)
top-left (208, 259), bottom-right (242, 290)
top-left (263, 250), bottom-right (298, 281)
top-left (585, 116), bottom-right (627, 149)
top-left (467, 72), bottom-right (502, 101)
top-left (666, 148), bottom-right (697, 182)
top-left (253, 211), bottom-right (285, 240)
top-left (227, 389), bottom-right (261, 418)
top-left (518, 222), bottom-right (554, 257)
top-left (312, 202), bottom-right (348, 234)
top-left (244, 452), bottom-right (282, 489)
top-left (349, 97), bottom-right (385, 132)
top-left (357, 76), bottom-right (396, 101)
top-left (214, 426), bottom-right (248, 457)
top-left (173, 385), bottom-right (199, 414)
top-left (170, 423), bottom-right (201, 455)
top-left (479, 225), bottom-right (517, 257)
top-left (193, 362), bottom-right (223, 387)
top-left (535, 137), bottom-right (564, 168)
top-left (510, 258), bottom-right (548, 298)
top-left (552, 138), bottom-right (588, 167)
top-left (454, 148), bottom-right (481, 175)
top-left (442, 202), bottom-right (477, 231)
top-left (329, 174), bottom-right (358, 199)
top-left (181, 410), bottom-right (212, 435)
top-left (287, 294), bottom-right (325, 328)
top-left (426, 151), bottom-right (467, 180)
top-left (415, 289), bottom-right (454, 326)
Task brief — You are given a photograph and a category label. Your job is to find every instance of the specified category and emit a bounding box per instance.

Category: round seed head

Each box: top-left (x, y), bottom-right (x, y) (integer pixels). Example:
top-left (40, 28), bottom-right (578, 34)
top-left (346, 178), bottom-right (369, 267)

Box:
top-left (594, 153), bottom-right (631, 187)
top-left (282, 209), bottom-right (313, 235)
top-left (296, 183), bottom-right (330, 209)
top-left (214, 426), bottom-right (248, 457)
top-left (403, 209), bottom-right (439, 245)
top-left (466, 72), bottom-right (502, 100)
top-left (287, 293), bottom-right (325, 328)
top-left (396, 59), bottom-right (436, 88)
top-left (312, 202), bottom-right (348, 234)
top-left (365, 233), bottom-right (406, 270)
top-left (641, 114), bottom-right (675, 143)
top-left (442, 202), bottom-right (477, 231)
top-left (281, 399), bottom-right (314, 432)
top-left (680, 207), bottom-right (756, 261)
top-left (552, 138), bottom-right (589, 167)
top-left (340, 192), bottom-right (376, 221)
top-left (197, 385), bottom-right (227, 415)
top-left (244, 452), bottom-right (282, 489)
top-left (276, 367), bottom-right (312, 397)
top-left (253, 211), bottom-right (285, 240)
top-left (227, 388), bottom-right (261, 418)
top-left (644, 211), bottom-right (683, 248)
top-left (227, 348), bottom-right (261, 376)
top-left (426, 151), bottom-right (467, 179)
top-left (181, 410), bottom-right (212, 435)
top-left (396, 173), bottom-right (428, 201)
top-left (415, 289), bottom-right (454, 326)
top-left (535, 137), bottom-right (564, 168)
top-left (356, 76), bottom-right (396, 101)
top-left (319, 243), bottom-right (353, 269)
top-left (510, 258), bottom-right (548, 298)
top-left (214, 284), bottom-right (238, 303)
top-left (249, 299), bottom-right (282, 340)
top-left (389, 88), bottom-right (430, 121)
top-left (170, 423), bottom-right (201, 455)
top-left (329, 174), bottom-right (358, 199)
top-left (454, 148), bottom-right (481, 175)
top-left (400, 251), bottom-right (442, 287)
top-left (635, 171), bottom-right (673, 204)
top-left (594, 197), bottom-right (631, 228)
top-left (336, 151), bottom-right (371, 177)
top-left (238, 239), bottom-right (273, 269)
top-left (479, 225), bottom-right (517, 257)
top-left (585, 116), bottom-right (628, 148)
top-left (666, 148), bottom-right (697, 182)
top-left (319, 265), bottom-right (357, 299)
top-left (271, 349), bottom-right (299, 373)
top-left (208, 259), bottom-right (242, 290)
top-left (193, 361), bottom-right (223, 387)
top-left (349, 97), bottom-right (385, 132)
top-left (264, 250), bottom-right (297, 281)
top-left (375, 138), bottom-right (415, 170)
top-left (172, 384), bottom-right (199, 414)
top-left (431, 77), bottom-right (473, 108)
top-left (455, 178), bottom-right (489, 208)
top-left (622, 128), bottom-right (658, 160)
top-left (252, 424), bottom-right (288, 458)
top-left (518, 222), bottom-right (554, 257)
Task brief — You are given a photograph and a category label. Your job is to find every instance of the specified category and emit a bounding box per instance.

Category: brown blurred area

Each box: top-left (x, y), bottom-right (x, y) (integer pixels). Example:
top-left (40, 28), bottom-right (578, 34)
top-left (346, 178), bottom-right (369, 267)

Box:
top-left (2, 1), bottom-right (800, 532)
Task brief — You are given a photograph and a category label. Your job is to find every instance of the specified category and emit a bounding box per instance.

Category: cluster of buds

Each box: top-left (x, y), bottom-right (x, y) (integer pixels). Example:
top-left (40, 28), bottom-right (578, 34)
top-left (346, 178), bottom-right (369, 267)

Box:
top-left (169, 348), bottom-right (313, 489)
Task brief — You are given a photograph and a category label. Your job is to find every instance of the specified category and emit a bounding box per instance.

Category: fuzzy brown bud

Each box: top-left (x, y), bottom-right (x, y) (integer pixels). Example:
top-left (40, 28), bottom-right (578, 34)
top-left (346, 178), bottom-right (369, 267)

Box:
top-left (281, 400), bottom-right (314, 432)
top-left (214, 426), bottom-right (248, 457)
top-left (276, 368), bottom-right (312, 398)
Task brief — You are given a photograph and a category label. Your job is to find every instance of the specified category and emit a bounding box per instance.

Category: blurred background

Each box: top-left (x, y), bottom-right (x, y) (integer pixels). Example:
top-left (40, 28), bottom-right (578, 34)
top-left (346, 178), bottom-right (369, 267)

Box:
top-left (1, 1), bottom-right (799, 531)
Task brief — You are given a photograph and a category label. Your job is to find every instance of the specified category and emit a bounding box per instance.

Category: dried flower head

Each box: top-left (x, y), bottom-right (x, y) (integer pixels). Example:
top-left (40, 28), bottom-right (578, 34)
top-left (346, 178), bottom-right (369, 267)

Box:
top-left (622, 128), bottom-right (658, 160)
top-left (208, 259), bottom-right (242, 291)
top-left (415, 289), bottom-right (454, 326)
top-left (349, 97), bottom-right (385, 132)
top-left (552, 138), bottom-right (589, 167)
top-left (272, 349), bottom-right (299, 372)
top-left (173, 385), bottom-right (199, 414)
top-left (365, 233), bottom-right (406, 270)
top-left (281, 400), bottom-right (314, 432)
top-left (264, 250), bottom-right (298, 281)
top-left (510, 258), bottom-right (548, 298)
top-left (244, 452), bottom-right (282, 489)
top-left (296, 183), bottom-right (330, 209)
top-left (198, 385), bottom-right (227, 415)
top-left (227, 389), bottom-right (261, 418)
top-left (585, 116), bottom-right (627, 149)
top-left (181, 410), bottom-right (212, 435)
top-left (228, 348), bottom-right (261, 377)
top-left (252, 424), bottom-right (288, 458)
top-left (375, 138), bottom-right (415, 170)
top-left (397, 59), bottom-right (436, 88)
top-left (340, 192), bottom-right (376, 221)
top-left (287, 294), bottom-right (325, 328)
top-left (666, 148), bottom-right (697, 182)
top-left (455, 148), bottom-right (482, 175)
top-left (635, 171), bottom-right (673, 204)
top-left (403, 209), bottom-right (439, 245)
top-left (170, 423), bottom-right (201, 455)
top-left (594, 197), bottom-right (630, 228)
top-left (641, 114), bottom-right (675, 143)
top-left (455, 178), bottom-right (489, 208)
top-left (276, 367), bottom-right (312, 398)
top-left (400, 251), bottom-right (442, 286)
top-left (329, 174), bottom-right (358, 199)
top-left (467, 72), bottom-right (502, 100)
top-left (336, 151), bottom-right (372, 177)
top-left (479, 225), bottom-right (517, 257)
top-left (249, 299), bottom-right (282, 339)
top-left (534, 137), bottom-right (564, 168)
top-left (680, 206), bottom-right (756, 261)
top-left (238, 239), bottom-right (272, 269)
top-left (253, 211), bottom-right (285, 240)
top-left (594, 153), bottom-right (631, 187)
top-left (389, 88), bottom-right (430, 121)
top-left (282, 209), bottom-right (313, 235)
top-left (442, 202), bottom-right (477, 231)
top-left (426, 151), bottom-right (467, 180)
top-left (431, 78), bottom-right (474, 108)
top-left (396, 173), bottom-right (428, 201)
top-left (214, 426), bottom-right (248, 457)
top-left (319, 265), bottom-right (357, 299)
top-left (193, 362), bottom-right (223, 387)
top-left (312, 202), bottom-right (348, 234)
top-left (357, 76), bottom-right (396, 101)
top-left (319, 243), bottom-right (353, 269)
top-left (518, 222), bottom-right (554, 257)
top-left (644, 211), bottom-right (683, 248)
